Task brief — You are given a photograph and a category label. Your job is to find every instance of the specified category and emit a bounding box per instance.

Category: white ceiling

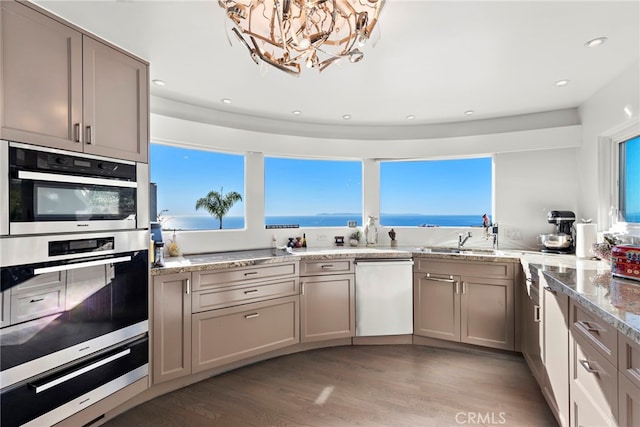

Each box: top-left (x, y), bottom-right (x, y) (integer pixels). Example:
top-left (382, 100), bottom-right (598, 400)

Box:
top-left (35, 1), bottom-right (640, 136)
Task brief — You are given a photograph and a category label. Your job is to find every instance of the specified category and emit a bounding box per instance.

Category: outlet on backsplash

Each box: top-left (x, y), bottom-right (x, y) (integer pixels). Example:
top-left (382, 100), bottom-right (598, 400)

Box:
top-left (505, 229), bottom-right (522, 240)
top-left (317, 233), bottom-right (329, 241)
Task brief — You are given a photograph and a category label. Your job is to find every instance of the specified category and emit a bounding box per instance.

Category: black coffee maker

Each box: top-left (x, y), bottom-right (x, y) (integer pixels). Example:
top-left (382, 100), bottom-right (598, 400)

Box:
top-left (541, 210), bottom-right (576, 254)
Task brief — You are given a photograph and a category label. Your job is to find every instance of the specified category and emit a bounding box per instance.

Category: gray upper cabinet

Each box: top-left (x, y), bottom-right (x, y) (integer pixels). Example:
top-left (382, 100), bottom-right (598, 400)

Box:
top-left (0, 1), bottom-right (148, 162)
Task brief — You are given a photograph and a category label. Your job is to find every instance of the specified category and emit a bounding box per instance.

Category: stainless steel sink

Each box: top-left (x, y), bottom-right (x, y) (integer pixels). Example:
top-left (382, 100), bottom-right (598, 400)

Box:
top-left (418, 247), bottom-right (500, 256)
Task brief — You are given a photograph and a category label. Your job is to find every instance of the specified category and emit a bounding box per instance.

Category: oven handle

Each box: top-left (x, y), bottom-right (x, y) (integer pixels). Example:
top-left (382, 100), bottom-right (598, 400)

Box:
top-left (34, 255), bottom-right (132, 275)
top-left (30, 348), bottom-right (131, 394)
top-left (17, 170), bottom-right (137, 188)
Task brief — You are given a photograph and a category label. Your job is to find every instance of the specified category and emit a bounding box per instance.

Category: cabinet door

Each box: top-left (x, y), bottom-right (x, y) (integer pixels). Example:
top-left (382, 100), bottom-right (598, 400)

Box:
top-left (522, 284), bottom-right (543, 383)
top-left (0, 2), bottom-right (83, 149)
top-left (542, 284), bottom-right (569, 427)
top-left (460, 277), bottom-right (514, 350)
top-left (192, 295), bottom-right (299, 372)
top-left (570, 333), bottom-right (617, 425)
top-left (82, 36), bottom-right (148, 162)
top-left (300, 274), bottom-right (355, 343)
top-left (413, 273), bottom-right (461, 342)
top-left (619, 372), bottom-right (640, 427)
top-left (152, 273), bottom-right (191, 384)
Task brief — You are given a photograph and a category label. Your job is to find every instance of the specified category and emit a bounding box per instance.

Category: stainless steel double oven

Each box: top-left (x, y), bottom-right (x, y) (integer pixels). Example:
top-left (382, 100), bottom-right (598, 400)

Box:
top-left (1, 141), bottom-right (150, 426)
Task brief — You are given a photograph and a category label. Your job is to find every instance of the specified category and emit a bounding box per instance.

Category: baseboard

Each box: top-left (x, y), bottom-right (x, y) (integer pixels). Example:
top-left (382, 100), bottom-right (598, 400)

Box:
top-left (352, 335), bottom-right (413, 345)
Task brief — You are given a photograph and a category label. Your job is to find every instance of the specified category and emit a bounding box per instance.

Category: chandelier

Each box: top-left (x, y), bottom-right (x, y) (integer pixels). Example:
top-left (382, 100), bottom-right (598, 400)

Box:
top-left (218, 0), bottom-right (385, 75)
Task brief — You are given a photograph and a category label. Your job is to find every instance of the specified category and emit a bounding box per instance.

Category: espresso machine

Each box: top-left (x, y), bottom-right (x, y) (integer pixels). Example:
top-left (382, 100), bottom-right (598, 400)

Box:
top-left (539, 210), bottom-right (576, 254)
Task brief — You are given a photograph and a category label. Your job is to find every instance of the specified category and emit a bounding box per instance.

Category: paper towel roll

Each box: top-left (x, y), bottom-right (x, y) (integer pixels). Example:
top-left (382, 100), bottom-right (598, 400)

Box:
top-left (576, 223), bottom-right (597, 258)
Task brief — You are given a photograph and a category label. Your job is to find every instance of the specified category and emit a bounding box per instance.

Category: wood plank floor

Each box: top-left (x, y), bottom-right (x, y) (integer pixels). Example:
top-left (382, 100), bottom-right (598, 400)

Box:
top-left (105, 345), bottom-right (557, 427)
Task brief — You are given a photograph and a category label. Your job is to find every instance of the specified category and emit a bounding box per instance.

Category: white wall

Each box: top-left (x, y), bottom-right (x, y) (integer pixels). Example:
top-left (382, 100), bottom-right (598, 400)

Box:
top-left (578, 60), bottom-right (640, 235)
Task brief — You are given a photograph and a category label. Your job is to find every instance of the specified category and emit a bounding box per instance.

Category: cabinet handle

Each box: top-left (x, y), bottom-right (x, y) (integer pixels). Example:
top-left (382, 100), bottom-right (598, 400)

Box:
top-left (30, 298), bottom-right (45, 303)
top-left (425, 274), bottom-right (455, 283)
top-left (534, 305), bottom-right (541, 322)
top-left (85, 126), bottom-right (93, 144)
top-left (74, 123), bottom-right (81, 142)
top-left (462, 281), bottom-right (466, 295)
top-left (185, 279), bottom-right (190, 295)
top-left (543, 286), bottom-right (557, 294)
top-left (244, 271), bottom-right (259, 276)
top-left (244, 313), bottom-right (259, 319)
top-left (321, 264), bottom-right (334, 269)
top-left (301, 283), bottom-right (305, 295)
top-left (244, 289), bottom-right (258, 295)
top-left (578, 320), bottom-right (603, 333)
top-left (579, 359), bottom-right (600, 374)
top-left (455, 281), bottom-right (460, 294)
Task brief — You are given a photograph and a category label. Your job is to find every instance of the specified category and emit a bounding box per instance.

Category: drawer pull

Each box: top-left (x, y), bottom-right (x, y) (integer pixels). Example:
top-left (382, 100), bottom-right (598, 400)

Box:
top-left (244, 289), bottom-right (259, 295)
top-left (244, 313), bottom-right (259, 319)
top-left (462, 281), bottom-right (467, 295)
top-left (425, 274), bottom-right (455, 283)
top-left (30, 298), bottom-right (45, 303)
top-left (321, 265), bottom-right (334, 269)
top-left (185, 279), bottom-right (191, 295)
top-left (579, 359), bottom-right (600, 375)
top-left (578, 320), bottom-right (603, 333)
top-left (534, 305), bottom-right (541, 322)
top-left (244, 271), bottom-right (259, 276)
top-left (543, 286), bottom-right (557, 294)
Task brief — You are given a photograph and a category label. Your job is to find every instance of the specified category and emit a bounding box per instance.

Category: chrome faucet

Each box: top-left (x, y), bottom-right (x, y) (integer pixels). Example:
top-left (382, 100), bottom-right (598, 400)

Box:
top-left (458, 231), bottom-right (472, 249)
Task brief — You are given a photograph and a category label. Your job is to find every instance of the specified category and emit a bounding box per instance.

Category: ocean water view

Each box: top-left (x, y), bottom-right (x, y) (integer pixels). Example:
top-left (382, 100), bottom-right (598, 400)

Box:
top-left (159, 214), bottom-right (486, 231)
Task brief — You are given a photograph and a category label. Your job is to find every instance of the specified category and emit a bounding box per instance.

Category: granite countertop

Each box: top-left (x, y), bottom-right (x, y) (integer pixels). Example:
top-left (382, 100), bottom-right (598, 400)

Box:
top-left (151, 245), bottom-right (522, 275)
top-left (526, 256), bottom-right (640, 345)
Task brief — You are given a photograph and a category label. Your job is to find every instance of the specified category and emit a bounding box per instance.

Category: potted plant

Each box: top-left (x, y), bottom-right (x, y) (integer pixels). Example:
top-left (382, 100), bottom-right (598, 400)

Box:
top-left (349, 230), bottom-right (362, 247)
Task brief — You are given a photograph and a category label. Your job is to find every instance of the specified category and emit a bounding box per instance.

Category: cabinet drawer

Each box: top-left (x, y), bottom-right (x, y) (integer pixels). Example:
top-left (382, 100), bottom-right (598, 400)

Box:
top-left (414, 258), bottom-right (513, 279)
top-left (193, 262), bottom-right (298, 290)
top-left (570, 332), bottom-right (617, 423)
top-left (192, 295), bottom-right (299, 372)
top-left (192, 277), bottom-right (299, 313)
top-left (10, 286), bottom-right (66, 324)
top-left (10, 271), bottom-right (65, 295)
top-left (619, 333), bottom-right (640, 389)
top-left (571, 301), bottom-right (617, 363)
top-left (300, 259), bottom-right (353, 276)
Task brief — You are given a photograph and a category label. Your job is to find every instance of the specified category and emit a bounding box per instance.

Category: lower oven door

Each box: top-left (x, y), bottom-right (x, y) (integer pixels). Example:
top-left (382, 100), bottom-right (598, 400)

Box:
top-left (0, 231), bottom-right (149, 389)
top-left (1, 336), bottom-right (148, 427)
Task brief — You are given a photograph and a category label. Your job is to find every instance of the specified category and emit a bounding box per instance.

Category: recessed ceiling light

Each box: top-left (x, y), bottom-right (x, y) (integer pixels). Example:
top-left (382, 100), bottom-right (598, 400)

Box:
top-left (555, 79), bottom-right (570, 87)
top-left (221, 98), bottom-right (232, 104)
top-left (585, 37), bottom-right (607, 48)
top-left (292, 110), bottom-right (302, 116)
top-left (406, 115), bottom-right (416, 120)
top-left (342, 114), bottom-right (351, 120)
top-left (152, 79), bottom-right (166, 87)
top-left (464, 110), bottom-right (474, 116)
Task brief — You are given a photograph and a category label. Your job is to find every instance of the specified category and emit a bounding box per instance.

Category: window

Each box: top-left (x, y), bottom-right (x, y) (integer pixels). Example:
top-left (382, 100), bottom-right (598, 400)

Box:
top-left (618, 135), bottom-right (640, 223)
top-left (380, 157), bottom-right (492, 227)
top-left (264, 157), bottom-right (362, 227)
top-left (150, 144), bottom-right (245, 230)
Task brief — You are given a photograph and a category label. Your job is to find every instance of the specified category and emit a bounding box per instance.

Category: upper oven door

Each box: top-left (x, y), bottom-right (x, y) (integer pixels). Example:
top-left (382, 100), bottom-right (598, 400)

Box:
top-left (5, 142), bottom-right (145, 235)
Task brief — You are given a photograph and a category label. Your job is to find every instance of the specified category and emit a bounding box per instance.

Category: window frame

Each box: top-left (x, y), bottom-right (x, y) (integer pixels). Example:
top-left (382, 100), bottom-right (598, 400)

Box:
top-left (614, 133), bottom-right (640, 226)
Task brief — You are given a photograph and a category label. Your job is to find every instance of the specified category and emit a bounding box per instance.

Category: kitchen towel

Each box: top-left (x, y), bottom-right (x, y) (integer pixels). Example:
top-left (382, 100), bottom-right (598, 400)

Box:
top-left (576, 223), bottom-right (597, 258)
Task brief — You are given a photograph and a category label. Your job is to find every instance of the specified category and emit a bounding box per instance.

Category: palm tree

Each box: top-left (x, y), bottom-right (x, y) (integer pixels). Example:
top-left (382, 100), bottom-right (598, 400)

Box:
top-left (195, 187), bottom-right (243, 229)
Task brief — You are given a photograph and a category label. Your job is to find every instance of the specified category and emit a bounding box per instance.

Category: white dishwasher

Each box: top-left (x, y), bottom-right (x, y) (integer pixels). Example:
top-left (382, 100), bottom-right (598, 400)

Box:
top-left (355, 258), bottom-right (414, 336)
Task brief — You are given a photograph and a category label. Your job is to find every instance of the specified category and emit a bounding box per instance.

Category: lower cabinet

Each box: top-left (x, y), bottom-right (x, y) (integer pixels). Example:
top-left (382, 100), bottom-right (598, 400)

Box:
top-left (569, 331), bottom-right (618, 426)
top-left (152, 272), bottom-right (192, 385)
top-left (300, 271), bottom-right (355, 343)
top-left (619, 373), bottom-right (640, 426)
top-left (541, 281), bottom-right (569, 427)
top-left (413, 258), bottom-right (515, 351)
top-left (192, 295), bottom-right (299, 373)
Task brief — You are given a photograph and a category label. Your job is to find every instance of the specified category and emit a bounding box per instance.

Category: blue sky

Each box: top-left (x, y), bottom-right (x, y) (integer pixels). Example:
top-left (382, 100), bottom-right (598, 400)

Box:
top-left (150, 144), bottom-right (492, 217)
top-left (623, 135), bottom-right (640, 221)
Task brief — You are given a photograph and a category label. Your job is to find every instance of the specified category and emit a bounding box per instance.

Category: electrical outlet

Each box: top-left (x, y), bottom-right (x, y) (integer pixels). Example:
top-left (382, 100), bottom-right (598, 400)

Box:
top-left (505, 229), bottom-right (523, 240)
top-left (317, 233), bottom-right (328, 241)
